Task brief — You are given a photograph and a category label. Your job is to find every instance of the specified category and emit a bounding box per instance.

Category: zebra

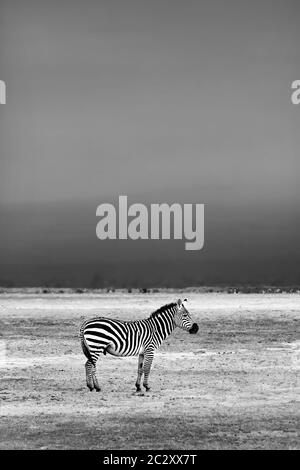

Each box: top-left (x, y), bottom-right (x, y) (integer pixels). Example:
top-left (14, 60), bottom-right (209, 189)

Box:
top-left (79, 298), bottom-right (199, 392)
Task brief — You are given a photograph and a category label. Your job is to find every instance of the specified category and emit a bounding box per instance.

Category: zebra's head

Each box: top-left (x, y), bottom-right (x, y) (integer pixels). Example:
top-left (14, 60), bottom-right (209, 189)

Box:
top-left (174, 299), bottom-right (199, 334)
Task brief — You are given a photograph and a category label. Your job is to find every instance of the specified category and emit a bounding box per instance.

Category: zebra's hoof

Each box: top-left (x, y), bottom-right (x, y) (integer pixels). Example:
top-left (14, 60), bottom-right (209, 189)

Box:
top-left (144, 386), bottom-right (150, 392)
top-left (95, 388), bottom-right (101, 392)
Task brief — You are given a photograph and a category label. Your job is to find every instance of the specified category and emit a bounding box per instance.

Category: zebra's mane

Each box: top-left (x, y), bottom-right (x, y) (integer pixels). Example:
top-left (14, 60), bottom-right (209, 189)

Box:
top-left (150, 302), bottom-right (177, 319)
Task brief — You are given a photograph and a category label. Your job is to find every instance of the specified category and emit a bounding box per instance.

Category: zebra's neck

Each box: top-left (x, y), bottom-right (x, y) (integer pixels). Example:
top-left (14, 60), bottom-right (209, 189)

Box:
top-left (147, 306), bottom-right (177, 341)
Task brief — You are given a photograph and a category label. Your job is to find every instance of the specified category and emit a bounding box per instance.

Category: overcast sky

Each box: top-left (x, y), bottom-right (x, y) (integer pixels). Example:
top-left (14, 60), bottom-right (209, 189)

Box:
top-left (0, 0), bottom-right (299, 286)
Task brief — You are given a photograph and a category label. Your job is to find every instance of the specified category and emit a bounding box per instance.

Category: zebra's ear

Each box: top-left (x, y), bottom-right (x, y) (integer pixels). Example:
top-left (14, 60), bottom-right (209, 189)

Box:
top-left (177, 299), bottom-right (182, 307)
top-left (182, 298), bottom-right (188, 309)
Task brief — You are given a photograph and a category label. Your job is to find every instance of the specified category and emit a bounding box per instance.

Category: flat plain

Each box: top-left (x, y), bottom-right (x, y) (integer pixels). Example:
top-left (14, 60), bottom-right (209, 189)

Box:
top-left (0, 292), bottom-right (299, 449)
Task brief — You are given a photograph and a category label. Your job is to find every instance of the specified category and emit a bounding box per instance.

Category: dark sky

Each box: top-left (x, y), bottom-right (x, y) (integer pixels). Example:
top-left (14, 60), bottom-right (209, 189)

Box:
top-left (0, 0), bottom-right (299, 287)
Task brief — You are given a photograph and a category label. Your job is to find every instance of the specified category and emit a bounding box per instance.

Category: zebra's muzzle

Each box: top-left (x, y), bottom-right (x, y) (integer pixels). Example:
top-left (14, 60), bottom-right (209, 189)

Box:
top-left (189, 323), bottom-right (199, 334)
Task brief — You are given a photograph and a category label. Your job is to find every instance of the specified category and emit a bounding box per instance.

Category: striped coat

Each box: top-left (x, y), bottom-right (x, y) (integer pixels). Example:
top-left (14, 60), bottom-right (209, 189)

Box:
top-left (80, 298), bottom-right (198, 392)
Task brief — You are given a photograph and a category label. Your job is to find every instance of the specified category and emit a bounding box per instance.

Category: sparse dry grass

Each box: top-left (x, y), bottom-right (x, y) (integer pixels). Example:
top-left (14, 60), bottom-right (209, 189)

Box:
top-left (0, 292), bottom-right (299, 449)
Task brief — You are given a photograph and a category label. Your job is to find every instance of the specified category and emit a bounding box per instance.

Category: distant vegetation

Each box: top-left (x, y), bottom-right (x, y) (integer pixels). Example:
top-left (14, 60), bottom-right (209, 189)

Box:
top-left (0, 285), bottom-right (299, 294)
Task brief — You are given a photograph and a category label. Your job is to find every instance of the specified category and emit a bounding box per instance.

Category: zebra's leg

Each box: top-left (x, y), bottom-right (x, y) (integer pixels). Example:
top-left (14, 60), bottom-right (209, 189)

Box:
top-left (92, 363), bottom-right (101, 392)
top-left (143, 350), bottom-right (154, 392)
top-left (135, 353), bottom-right (144, 392)
top-left (85, 360), bottom-right (95, 391)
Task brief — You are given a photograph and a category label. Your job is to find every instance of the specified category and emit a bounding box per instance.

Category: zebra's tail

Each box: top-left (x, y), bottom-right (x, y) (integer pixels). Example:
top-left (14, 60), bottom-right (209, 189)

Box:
top-left (79, 319), bottom-right (94, 364)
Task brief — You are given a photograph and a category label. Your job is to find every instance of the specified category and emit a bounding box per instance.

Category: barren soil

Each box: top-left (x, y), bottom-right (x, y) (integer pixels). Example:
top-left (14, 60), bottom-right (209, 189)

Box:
top-left (0, 292), bottom-right (299, 449)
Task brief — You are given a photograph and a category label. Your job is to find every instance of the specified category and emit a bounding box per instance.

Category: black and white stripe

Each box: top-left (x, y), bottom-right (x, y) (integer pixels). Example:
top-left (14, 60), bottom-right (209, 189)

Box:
top-left (80, 298), bottom-right (198, 392)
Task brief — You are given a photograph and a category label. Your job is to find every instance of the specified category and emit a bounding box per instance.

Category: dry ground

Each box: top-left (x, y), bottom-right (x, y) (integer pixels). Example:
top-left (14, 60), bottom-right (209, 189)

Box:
top-left (0, 292), bottom-right (299, 449)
